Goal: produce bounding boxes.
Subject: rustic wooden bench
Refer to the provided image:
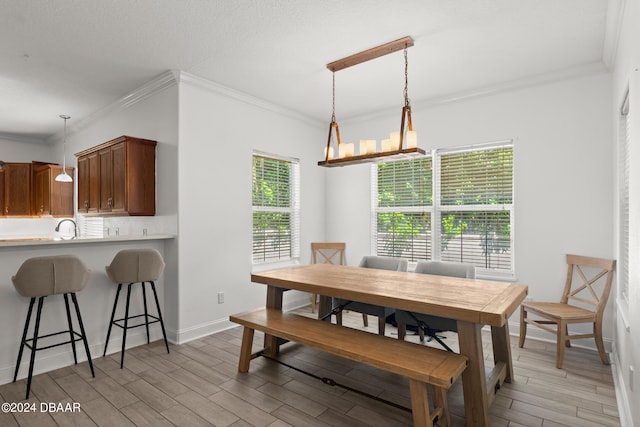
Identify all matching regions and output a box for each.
[229,308,468,427]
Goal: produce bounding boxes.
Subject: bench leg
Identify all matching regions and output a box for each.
[409,379,434,427]
[238,327,255,373]
[432,385,450,427]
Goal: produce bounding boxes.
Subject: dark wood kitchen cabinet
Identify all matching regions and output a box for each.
[75,136,156,216]
[2,162,32,216]
[33,164,74,217]
[0,167,4,216]
[77,152,99,213]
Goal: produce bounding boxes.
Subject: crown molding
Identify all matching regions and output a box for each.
[175,71,323,128]
[342,62,610,125]
[48,71,178,143]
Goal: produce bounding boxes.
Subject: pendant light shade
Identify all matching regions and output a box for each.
[55,115,73,182]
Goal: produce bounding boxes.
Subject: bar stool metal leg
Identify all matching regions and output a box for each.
[63,293,78,365]
[25,296,45,400]
[121,284,133,369]
[141,282,150,345]
[71,293,95,378]
[14,297,35,383]
[103,283,122,357]
[150,281,170,354]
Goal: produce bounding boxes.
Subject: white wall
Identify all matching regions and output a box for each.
[175,73,326,342]
[612,0,640,425]
[326,72,614,334]
[0,137,51,161]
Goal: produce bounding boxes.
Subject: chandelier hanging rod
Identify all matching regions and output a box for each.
[326,36,414,72]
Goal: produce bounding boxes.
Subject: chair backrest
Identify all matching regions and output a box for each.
[12,255,91,298]
[561,254,616,318]
[311,242,346,265]
[414,260,475,279]
[106,248,165,284]
[359,255,408,272]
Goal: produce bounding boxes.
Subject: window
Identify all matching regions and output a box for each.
[252,152,300,264]
[372,141,514,277]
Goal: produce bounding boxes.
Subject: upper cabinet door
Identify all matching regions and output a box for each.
[33,166,50,216]
[111,142,127,214]
[33,164,74,218]
[3,163,31,216]
[98,147,114,212]
[0,168,5,216]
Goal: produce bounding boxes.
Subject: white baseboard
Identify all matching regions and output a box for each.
[611,347,634,427]
[171,295,311,345]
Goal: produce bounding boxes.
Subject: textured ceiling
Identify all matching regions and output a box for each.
[0,0,613,143]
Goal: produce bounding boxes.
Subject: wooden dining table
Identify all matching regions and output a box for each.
[251,263,528,427]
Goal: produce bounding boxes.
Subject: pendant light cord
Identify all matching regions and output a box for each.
[331,71,336,122]
[404,47,410,107]
[61,115,68,169]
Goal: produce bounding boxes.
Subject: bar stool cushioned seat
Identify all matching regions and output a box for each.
[103,248,169,368]
[12,255,95,399]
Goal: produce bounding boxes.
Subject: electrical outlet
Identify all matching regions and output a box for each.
[217,292,224,304]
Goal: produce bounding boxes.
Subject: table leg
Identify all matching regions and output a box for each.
[264,286,284,357]
[457,320,490,427]
[318,295,332,321]
[491,322,514,383]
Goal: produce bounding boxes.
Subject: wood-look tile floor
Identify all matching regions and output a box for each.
[0,307,620,426]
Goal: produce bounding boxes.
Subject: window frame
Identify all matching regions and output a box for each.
[371,140,514,280]
[252,150,300,266]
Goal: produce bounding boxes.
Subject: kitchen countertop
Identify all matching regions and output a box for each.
[0,234,175,247]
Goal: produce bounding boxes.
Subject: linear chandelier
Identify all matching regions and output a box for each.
[318,36,426,167]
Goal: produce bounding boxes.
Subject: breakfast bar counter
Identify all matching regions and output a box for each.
[0,233,175,247]
[0,234,176,386]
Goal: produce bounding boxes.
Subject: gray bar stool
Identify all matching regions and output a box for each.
[12,255,95,399]
[103,248,169,368]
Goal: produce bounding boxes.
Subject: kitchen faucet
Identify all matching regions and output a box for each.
[55,218,78,238]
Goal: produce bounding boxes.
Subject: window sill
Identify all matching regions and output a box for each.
[251,259,300,273]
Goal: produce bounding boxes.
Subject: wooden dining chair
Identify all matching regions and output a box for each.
[310,242,346,313]
[519,254,616,369]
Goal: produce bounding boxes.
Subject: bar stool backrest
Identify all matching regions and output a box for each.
[106,249,165,284]
[12,255,91,298]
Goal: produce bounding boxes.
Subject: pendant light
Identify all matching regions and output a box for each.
[55,115,73,182]
[318,36,425,167]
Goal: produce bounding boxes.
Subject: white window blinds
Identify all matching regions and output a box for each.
[252,153,300,264]
[373,157,433,260]
[372,141,514,277]
[438,145,513,272]
[619,90,630,302]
